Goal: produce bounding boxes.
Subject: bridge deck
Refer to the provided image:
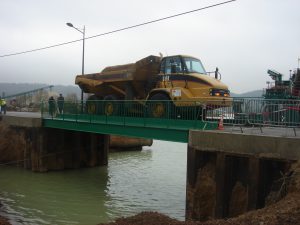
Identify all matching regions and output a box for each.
[2,112,299,141]
[1,112,41,127]
[43,114,217,142]
[0,112,216,142]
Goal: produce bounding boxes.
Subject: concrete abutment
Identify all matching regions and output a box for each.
[24,127,109,172]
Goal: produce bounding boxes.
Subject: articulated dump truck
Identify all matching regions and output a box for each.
[75,55,232,118]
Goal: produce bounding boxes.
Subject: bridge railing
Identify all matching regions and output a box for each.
[41,98,300,128]
[41,100,217,130]
[204,98,300,128]
[4,85,54,112]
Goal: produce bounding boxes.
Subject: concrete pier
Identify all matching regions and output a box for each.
[186,129,300,221]
[0,113,109,172]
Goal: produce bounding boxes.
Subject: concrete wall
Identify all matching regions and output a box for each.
[24,128,109,172]
[189,130,300,161]
[0,123,109,172]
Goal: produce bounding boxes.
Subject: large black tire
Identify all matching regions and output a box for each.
[147,93,172,118]
[104,95,119,116]
[86,95,100,114]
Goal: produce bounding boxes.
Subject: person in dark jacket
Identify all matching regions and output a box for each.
[57,94,64,114]
[48,96,56,117]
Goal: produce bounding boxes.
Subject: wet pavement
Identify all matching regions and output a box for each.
[2,111,41,118]
[222,125,300,138]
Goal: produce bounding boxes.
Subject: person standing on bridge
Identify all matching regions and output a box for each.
[48,96,56,117]
[57,94,64,114]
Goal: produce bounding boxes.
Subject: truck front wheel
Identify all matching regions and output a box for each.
[148,93,171,118]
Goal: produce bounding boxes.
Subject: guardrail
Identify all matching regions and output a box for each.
[41,98,300,128]
[42,100,210,129]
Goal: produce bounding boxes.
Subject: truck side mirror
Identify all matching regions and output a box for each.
[215,67,219,79]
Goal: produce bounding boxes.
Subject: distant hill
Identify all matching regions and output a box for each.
[231,90,263,98]
[0,83,81,98]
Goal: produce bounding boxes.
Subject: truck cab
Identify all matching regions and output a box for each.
[159,55,206,75]
[149,55,231,103]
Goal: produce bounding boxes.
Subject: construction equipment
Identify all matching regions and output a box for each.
[75,55,232,118]
[258,67,300,125]
[264,68,300,99]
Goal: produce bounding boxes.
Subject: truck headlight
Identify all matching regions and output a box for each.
[209,88,230,97]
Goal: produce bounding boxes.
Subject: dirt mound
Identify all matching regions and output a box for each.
[187,162,216,221]
[0,216,11,225]
[223,162,300,225]
[228,181,248,217]
[98,212,180,225]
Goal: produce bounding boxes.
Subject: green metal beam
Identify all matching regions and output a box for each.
[43,119,190,143]
[4,85,54,99]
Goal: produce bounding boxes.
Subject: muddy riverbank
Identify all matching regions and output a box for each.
[0,215,11,225]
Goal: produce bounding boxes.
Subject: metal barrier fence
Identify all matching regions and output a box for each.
[41,98,300,128]
[205,98,300,128]
[42,100,207,122]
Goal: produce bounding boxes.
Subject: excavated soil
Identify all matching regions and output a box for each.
[0,216,10,225]
[187,162,216,221]
[228,181,248,217]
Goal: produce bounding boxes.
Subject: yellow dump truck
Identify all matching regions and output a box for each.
[75,55,231,118]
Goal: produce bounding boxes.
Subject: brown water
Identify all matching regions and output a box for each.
[0,140,187,225]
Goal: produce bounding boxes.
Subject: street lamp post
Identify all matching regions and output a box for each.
[66,22,85,113]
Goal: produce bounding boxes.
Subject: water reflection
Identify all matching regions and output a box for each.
[105,141,187,220]
[0,140,187,225]
[0,166,110,225]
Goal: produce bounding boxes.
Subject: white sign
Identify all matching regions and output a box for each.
[172,89,181,97]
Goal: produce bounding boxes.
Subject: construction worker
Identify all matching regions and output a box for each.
[0,98,6,115]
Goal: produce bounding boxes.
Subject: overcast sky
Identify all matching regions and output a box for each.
[0,0,299,93]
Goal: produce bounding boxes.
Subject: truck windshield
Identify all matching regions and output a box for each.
[184,57,206,74]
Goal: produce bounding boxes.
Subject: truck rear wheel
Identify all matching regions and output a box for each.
[104,95,119,116]
[147,93,171,118]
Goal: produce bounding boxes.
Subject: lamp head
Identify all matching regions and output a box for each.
[66,23,73,27]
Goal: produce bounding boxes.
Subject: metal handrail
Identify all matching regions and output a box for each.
[41,98,300,129]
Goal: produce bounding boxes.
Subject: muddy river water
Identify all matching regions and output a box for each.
[0,140,187,225]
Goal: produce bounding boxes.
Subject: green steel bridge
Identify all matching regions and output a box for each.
[41,98,300,143]
[42,100,218,143]
[4,85,54,100]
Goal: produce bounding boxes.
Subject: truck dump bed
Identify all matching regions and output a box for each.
[75,55,161,98]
